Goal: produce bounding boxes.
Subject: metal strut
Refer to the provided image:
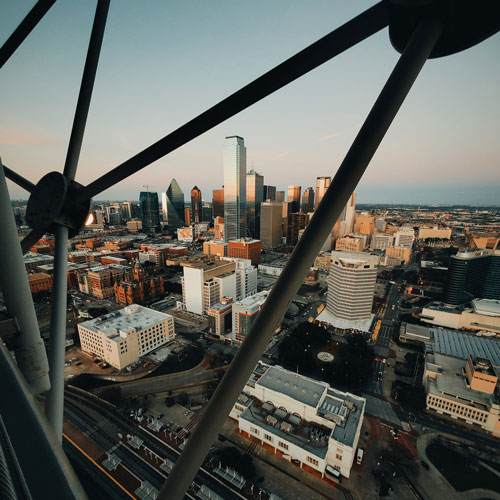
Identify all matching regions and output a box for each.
[159,17,443,500]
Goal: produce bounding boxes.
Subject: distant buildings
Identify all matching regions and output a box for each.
[227,238,262,266]
[301,187,315,213]
[315,176,331,210]
[162,179,185,230]
[140,191,161,234]
[246,170,264,239]
[190,186,202,224]
[394,227,414,247]
[114,261,165,305]
[78,305,175,370]
[260,201,283,249]
[230,362,366,479]
[203,240,227,258]
[212,188,224,218]
[443,249,500,305]
[287,185,301,213]
[286,212,306,246]
[78,264,132,299]
[28,273,53,294]
[224,136,247,242]
[276,190,285,203]
[263,185,276,201]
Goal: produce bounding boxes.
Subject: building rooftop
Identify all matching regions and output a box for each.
[472,299,500,317]
[79,305,172,342]
[257,365,326,408]
[233,290,269,308]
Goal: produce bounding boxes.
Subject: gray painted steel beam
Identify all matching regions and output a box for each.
[159,17,443,499]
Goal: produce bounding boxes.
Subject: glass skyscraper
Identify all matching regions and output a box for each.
[246,169,264,239]
[140,191,161,234]
[224,136,246,242]
[212,188,224,218]
[162,178,185,230]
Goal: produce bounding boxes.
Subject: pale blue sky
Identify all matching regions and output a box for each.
[1,1,499,204]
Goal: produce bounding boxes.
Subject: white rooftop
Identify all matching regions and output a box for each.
[472,299,500,317]
[316,309,374,333]
[79,305,171,341]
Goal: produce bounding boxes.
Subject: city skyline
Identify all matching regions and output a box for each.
[2,1,499,205]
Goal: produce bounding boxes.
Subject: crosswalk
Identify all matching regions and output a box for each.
[177,414,201,439]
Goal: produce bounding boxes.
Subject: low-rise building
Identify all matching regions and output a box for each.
[228,238,262,266]
[207,297,233,338]
[230,363,365,479]
[77,305,175,370]
[203,240,227,258]
[385,246,412,264]
[232,291,269,345]
[28,273,53,293]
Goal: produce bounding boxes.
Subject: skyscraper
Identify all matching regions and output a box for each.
[224,136,246,242]
[276,191,285,203]
[286,212,306,246]
[162,178,185,230]
[260,202,283,249]
[287,186,301,213]
[212,188,224,218]
[315,176,331,210]
[301,187,315,213]
[246,170,264,239]
[191,186,202,224]
[140,191,161,234]
[263,185,276,201]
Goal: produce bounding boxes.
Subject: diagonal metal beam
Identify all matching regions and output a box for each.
[46,0,109,439]
[0,0,56,69]
[20,227,46,255]
[159,17,443,500]
[63,0,110,180]
[76,1,389,202]
[3,165,35,193]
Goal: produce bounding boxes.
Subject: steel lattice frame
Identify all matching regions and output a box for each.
[1,1,499,499]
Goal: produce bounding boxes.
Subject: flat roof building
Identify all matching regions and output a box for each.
[78,305,175,370]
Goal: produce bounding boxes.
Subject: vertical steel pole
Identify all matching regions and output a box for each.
[159,18,442,499]
[0,160,50,395]
[45,225,69,440]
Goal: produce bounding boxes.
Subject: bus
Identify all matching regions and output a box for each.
[325,465,341,482]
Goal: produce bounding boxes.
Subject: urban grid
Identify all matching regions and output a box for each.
[1,2,500,500]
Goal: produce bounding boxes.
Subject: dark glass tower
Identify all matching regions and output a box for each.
[301,187,315,213]
[212,188,224,218]
[443,249,500,304]
[263,185,276,201]
[246,170,264,239]
[191,186,202,224]
[140,191,161,234]
[287,185,301,213]
[163,178,185,230]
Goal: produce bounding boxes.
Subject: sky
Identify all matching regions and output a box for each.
[1,1,499,205]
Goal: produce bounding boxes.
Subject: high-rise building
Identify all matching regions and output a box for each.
[140,191,161,234]
[287,185,301,213]
[286,212,307,246]
[321,251,378,331]
[301,187,315,213]
[214,216,224,240]
[246,170,264,239]
[263,185,276,201]
[224,136,247,242]
[162,178,185,230]
[191,186,202,224]
[120,201,132,221]
[276,191,285,203]
[353,212,375,237]
[443,249,500,305]
[315,176,331,210]
[232,291,269,345]
[228,238,262,266]
[212,188,224,218]
[201,204,212,222]
[184,208,191,226]
[260,201,283,249]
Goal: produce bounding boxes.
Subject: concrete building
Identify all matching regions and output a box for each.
[286,212,307,246]
[301,187,315,214]
[78,305,175,370]
[28,273,53,293]
[203,240,228,258]
[424,353,500,437]
[370,233,394,250]
[276,191,285,203]
[214,216,224,240]
[224,136,246,242]
[420,299,500,334]
[385,245,412,264]
[232,291,269,345]
[335,235,364,253]
[418,226,452,240]
[207,297,233,338]
[228,238,261,266]
[260,201,283,249]
[230,362,365,479]
[394,227,414,247]
[287,185,301,213]
[79,264,132,299]
[318,251,378,332]
[353,212,375,237]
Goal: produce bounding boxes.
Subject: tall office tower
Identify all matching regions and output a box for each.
[354,212,375,237]
[260,202,283,249]
[162,178,185,230]
[120,201,132,221]
[212,188,224,218]
[224,136,246,242]
[191,186,202,224]
[263,185,276,201]
[139,191,161,234]
[315,176,331,210]
[130,202,142,219]
[326,251,378,325]
[246,170,264,239]
[287,186,301,213]
[286,212,307,246]
[443,249,500,305]
[106,205,121,226]
[301,187,315,213]
[201,204,212,222]
[276,191,285,203]
[184,208,191,226]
